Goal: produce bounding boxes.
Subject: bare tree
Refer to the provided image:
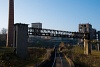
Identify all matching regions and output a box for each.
[1,28,7,34]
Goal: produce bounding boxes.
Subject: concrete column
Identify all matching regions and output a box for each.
[91,44,92,51]
[14,23,28,59]
[97,44,100,51]
[84,39,91,55]
[84,33,91,55]
[13,26,16,47]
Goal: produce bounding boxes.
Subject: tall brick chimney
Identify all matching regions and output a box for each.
[6,0,14,47]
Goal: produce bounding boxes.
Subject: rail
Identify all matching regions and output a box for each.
[52,47,56,67]
[52,48,63,67]
[58,51,63,67]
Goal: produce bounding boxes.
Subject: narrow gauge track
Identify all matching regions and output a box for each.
[38,46,70,67]
[52,47,70,67]
[52,47,62,67]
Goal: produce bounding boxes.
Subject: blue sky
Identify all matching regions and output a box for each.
[0,0,100,31]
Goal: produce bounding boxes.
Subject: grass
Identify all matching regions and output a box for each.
[91,50,100,57]
[0,47,47,67]
[63,45,100,67]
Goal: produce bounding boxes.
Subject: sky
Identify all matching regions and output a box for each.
[0,0,100,32]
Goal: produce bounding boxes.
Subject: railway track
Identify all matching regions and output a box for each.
[52,47,70,67]
[38,46,70,67]
[52,47,62,67]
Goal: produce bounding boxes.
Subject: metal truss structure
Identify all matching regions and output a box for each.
[28,27,89,39]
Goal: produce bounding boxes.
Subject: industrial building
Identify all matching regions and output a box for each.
[31,22,42,29]
[79,23,96,39]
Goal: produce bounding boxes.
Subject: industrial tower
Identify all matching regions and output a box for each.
[6,0,14,47]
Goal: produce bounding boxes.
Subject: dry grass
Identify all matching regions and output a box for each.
[0,47,47,67]
[91,50,100,57]
[63,46,100,67]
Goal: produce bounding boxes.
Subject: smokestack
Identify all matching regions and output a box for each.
[6,0,14,47]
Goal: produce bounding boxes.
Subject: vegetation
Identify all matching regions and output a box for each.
[63,45,100,67]
[0,47,47,67]
[0,34,6,46]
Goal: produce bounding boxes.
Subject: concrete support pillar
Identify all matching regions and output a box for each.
[84,39,91,55]
[84,33,91,55]
[97,44,100,51]
[91,44,93,51]
[14,23,28,59]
